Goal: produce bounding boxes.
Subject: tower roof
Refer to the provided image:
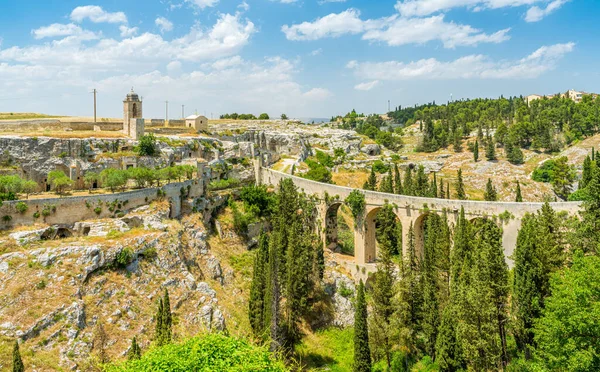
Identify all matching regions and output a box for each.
[125,87,140,101]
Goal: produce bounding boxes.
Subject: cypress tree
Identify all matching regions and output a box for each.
[249,233,269,339]
[515,180,523,202]
[446,182,450,199]
[439,179,445,199]
[456,169,466,200]
[415,165,429,197]
[404,166,414,196]
[93,320,109,364]
[370,203,397,369]
[13,340,24,372]
[580,155,592,189]
[429,172,438,198]
[379,170,394,193]
[483,178,497,201]
[128,337,141,360]
[473,140,479,162]
[364,168,377,191]
[593,147,596,161]
[155,298,164,345]
[394,164,403,195]
[354,280,371,372]
[485,135,496,161]
[162,289,172,344]
[573,165,600,254]
[435,306,461,372]
[513,215,544,358]
[420,215,440,357]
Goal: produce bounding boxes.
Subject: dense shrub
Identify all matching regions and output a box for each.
[208,178,241,191]
[372,160,389,174]
[116,247,134,267]
[136,134,158,157]
[532,160,558,182]
[105,333,289,372]
[240,185,276,217]
[15,202,28,213]
[303,159,333,183]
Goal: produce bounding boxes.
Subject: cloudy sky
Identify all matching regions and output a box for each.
[0,0,596,119]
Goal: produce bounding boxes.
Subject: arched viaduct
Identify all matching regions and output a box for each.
[255,162,582,269]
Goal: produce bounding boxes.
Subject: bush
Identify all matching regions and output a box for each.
[240,185,275,217]
[303,159,333,183]
[15,202,28,213]
[94,206,102,215]
[345,189,366,220]
[33,211,40,219]
[136,134,158,156]
[315,150,334,168]
[372,160,389,174]
[105,333,289,372]
[208,178,241,191]
[532,159,557,183]
[568,188,591,201]
[116,247,134,267]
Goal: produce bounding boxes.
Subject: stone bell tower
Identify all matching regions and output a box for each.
[123,88,144,139]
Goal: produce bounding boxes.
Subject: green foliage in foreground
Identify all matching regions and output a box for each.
[295,328,354,372]
[105,333,289,372]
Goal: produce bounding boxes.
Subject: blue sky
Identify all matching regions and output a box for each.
[0,0,597,119]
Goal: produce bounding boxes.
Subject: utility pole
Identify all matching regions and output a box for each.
[387,99,390,113]
[182,104,185,119]
[165,101,169,121]
[91,89,97,122]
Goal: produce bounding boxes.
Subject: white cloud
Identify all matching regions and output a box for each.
[32,23,84,39]
[303,88,333,100]
[166,60,182,74]
[282,10,509,48]
[238,1,250,11]
[0,13,255,69]
[354,80,379,91]
[525,0,570,22]
[394,0,544,17]
[185,0,220,9]
[155,17,174,33]
[347,42,574,80]
[310,48,323,56]
[70,5,127,24]
[282,9,390,41]
[211,55,243,69]
[363,15,510,48]
[119,25,139,38]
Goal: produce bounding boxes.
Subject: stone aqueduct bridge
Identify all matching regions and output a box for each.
[256,165,581,267]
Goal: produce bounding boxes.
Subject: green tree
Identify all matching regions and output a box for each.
[249,234,269,339]
[414,165,429,197]
[534,252,600,372]
[483,178,498,201]
[128,337,142,360]
[473,140,479,162]
[127,167,153,188]
[485,136,496,161]
[47,170,73,195]
[370,203,398,369]
[580,155,593,189]
[258,113,270,120]
[455,169,466,200]
[551,156,574,199]
[404,166,414,196]
[354,280,371,372]
[13,340,24,372]
[137,134,158,156]
[155,289,172,346]
[572,165,600,254]
[21,179,37,199]
[364,168,377,191]
[100,168,128,192]
[394,164,403,195]
[515,180,523,202]
[379,168,394,193]
[84,171,99,192]
[280,114,288,120]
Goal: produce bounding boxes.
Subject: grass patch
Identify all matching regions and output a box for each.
[295,327,354,372]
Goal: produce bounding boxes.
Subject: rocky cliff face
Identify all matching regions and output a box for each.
[0,198,356,370]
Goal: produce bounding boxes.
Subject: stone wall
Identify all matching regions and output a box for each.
[0,120,123,132]
[0,179,203,228]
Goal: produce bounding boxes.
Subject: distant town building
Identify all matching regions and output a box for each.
[185,115,208,132]
[123,88,144,139]
[526,89,598,106]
